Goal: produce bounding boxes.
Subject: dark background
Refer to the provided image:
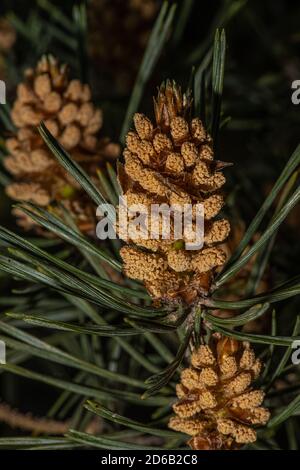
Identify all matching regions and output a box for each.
[0,0,299,447]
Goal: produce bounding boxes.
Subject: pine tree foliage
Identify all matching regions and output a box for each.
[0,0,299,451]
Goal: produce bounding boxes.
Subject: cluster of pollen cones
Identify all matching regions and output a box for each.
[0,18,16,80]
[119,81,230,304]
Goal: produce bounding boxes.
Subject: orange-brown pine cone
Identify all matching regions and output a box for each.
[168,334,270,450]
[88,0,160,93]
[0,18,16,52]
[119,81,230,304]
[214,221,271,333]
[4,55,120,232]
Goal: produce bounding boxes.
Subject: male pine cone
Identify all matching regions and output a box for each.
[0,18,16,81]
[4,55,119,232]
[119,81,230,304]
[88,0,160,93]
[169,334,270,450]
